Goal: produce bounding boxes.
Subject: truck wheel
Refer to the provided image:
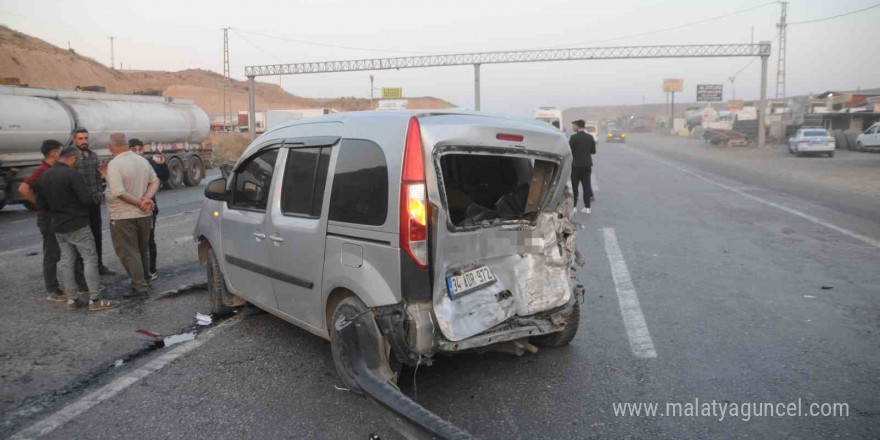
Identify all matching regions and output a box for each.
[531,301,580,348]
[183,156,204,187]
[207,248,235,317]
[166,157,185,189]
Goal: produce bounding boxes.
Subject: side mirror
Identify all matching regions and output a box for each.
[205,178,228,201]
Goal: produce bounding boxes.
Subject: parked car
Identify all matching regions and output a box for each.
[193,111,583,430]
[606,129,626,143]
[788,128,836,157]
[855,122,880,151]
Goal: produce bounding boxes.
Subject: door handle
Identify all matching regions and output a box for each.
[269,235,284,243]
[253,232,267,240]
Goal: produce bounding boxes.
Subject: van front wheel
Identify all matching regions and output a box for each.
[532,301,580,348]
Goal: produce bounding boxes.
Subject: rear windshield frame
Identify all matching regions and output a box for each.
[803,130,829,137]
[432,145,564,233]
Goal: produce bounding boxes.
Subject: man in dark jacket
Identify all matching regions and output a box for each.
[35,146,117,311]
[129,139,170,280]
[569,120,596,214]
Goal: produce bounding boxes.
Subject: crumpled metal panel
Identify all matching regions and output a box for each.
[433,187,580,342]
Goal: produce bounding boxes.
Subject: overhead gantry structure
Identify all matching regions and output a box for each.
[245,42,773,147]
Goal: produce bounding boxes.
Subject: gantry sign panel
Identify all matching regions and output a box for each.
[245,43,771,77]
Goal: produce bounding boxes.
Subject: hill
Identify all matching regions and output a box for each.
[0,25,455,116]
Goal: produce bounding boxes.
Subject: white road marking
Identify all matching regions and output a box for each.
[173,235,193,243]
[591,173,599,193]
[9,313,246,440]
[602,227,657,359]
[635,151,880,250]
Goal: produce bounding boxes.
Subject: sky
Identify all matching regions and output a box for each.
[2,0,879,116]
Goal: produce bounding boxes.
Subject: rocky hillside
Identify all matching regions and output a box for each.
[0,25,455,115]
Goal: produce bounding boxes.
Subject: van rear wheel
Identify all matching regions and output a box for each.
[531,301,580,348]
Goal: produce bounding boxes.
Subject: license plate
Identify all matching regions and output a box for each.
[447,266,497,298]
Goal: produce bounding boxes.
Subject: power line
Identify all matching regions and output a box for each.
[542,1,777,49]
[790,2,880,25]
[231,29,286,63]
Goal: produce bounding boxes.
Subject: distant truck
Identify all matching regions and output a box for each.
[0,85,212,210]
[533,107,564,131]
[239,108,337,133]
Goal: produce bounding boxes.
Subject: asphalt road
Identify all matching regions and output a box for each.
[3,137,879,440]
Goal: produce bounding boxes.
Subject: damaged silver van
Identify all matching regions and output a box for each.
[194,111,582,436]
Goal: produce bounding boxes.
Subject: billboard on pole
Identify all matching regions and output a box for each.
[381,87,403,99]
[696,84,723,102]
[662,78,683,92]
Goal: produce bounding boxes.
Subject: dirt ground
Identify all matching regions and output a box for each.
[203,132,252,163]
[631,133,880,197]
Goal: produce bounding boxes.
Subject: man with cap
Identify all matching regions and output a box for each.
[569,119,596,214]
[128,139,169,280]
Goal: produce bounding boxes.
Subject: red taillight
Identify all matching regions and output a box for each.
[496,133,524,142]
[400,116,428,269]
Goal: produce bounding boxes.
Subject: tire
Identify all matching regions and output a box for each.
[330,296,370,394]
[856,141,863,152]
[828,151,835,158]
[846,131,858,150]
[531,301,580,348]
[183,155,204,187]
[166,156,185,189]
[833,129,849,150]
[206,248,235,317]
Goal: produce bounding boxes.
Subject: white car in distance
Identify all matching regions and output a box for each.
[788,128,836,158]
[855,122,880,151]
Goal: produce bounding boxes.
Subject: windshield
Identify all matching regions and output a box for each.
[585,125,598,132]
[804,130,829,137]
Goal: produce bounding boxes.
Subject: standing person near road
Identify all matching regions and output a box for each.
[106,133,159,296]
[128,139,169,280]
[34,146,117,311]
[18,140,89,302]
[70,128,116,276]
[569,120,597,214]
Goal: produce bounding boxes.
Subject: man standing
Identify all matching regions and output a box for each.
[128,139,169,280]
[35,146,117,311]
[71,128,116,276]
[18,140,88,302]
[569,120,597,214]
[106,133,159,296]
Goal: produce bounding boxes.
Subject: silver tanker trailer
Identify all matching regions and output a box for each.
[0,85,212,210]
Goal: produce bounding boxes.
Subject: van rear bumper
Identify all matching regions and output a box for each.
[435,299,575,353]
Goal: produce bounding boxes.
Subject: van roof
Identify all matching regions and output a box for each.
[263,110,559,137]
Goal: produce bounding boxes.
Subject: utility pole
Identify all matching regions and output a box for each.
[775,1,788,99]
[370,74,374,109]
[222,28,231,132]
[108,36,115,69]
[474,64,481,111]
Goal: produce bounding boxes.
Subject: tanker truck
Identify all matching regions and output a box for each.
[0,85,212,210]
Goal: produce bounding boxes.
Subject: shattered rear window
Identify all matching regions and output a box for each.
[439,153,558,228]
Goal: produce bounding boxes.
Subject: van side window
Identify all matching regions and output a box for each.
[231,149,279,212]
[329,139,388,226]
[280,147,331,217]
